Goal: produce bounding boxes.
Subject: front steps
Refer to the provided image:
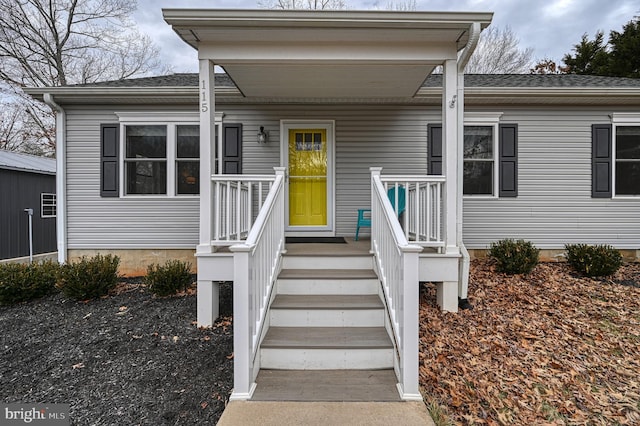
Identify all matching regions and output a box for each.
[260,250,395,372]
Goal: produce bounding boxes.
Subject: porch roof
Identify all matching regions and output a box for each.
[162,9,492,100]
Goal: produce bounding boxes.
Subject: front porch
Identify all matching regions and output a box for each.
[195,168,462,401]
[162,7,492,404]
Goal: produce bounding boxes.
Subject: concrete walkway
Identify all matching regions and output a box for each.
[216,401,436,426]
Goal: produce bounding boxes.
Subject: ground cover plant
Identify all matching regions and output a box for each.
[145,260,194,297]
[0,260,59,305]
[420,259,640,425]
[57,254,120,300]
[0,280,233,425]
[489,239,539,275]
[565,243,623,277]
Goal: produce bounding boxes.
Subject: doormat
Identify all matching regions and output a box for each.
[286,237,346,244]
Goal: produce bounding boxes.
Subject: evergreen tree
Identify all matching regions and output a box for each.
[608,19,640,78]
[562,17,640,78]
[562,32,610,75]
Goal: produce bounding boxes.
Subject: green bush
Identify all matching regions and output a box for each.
[489,239,540,274]
[0,260,60,305]
[57,254,120,300]
[145,260,193,297]
[565,244,622,277]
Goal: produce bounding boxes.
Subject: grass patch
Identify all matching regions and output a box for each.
[423,395,454,426]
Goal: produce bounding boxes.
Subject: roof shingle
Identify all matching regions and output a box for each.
[67,73,640,89]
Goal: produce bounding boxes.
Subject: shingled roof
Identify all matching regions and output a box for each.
[66,73,640,89]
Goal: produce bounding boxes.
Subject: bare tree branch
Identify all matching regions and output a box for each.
[0,0,165,155]
[465,26,534,74]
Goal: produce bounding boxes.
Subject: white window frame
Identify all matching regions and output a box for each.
[463,112,503,199]
[41,193,56,218]
[611,113,640,198]
[115,112,223,198]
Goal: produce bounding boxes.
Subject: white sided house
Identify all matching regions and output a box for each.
[26,9,640,401]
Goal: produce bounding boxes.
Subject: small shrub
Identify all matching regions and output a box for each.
[57,254,120,300]
[145,260,193,297]
[0,260,60,305]
[565,244,622,277]
[489,239,539,274]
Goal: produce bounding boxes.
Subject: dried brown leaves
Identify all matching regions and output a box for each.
[420,260,640,425]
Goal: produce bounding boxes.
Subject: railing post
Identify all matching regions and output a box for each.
[400,245,422,400]
[370,167,382,252]
[273,167,287,252]
[229,244,256,400]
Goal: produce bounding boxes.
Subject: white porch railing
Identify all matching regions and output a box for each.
[211,175,277,244]
[380,175,445,248]
[230,168,286,400]
[370,167,422,400]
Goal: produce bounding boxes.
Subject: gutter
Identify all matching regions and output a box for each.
[456,22,481,307]
[43,94,67,264]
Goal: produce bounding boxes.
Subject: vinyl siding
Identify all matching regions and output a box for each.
[220,104,436,237]
[463,106,640,249]
[65,105,199,249]
[64,103,640,250]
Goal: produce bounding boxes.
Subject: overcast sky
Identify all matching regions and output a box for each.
[135,0,638,73]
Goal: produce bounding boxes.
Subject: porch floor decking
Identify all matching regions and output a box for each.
[252,369,401,402]
[284,237,371,256]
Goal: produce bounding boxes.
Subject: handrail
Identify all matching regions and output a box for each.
[229,168,286,400]
[371,167,422,400]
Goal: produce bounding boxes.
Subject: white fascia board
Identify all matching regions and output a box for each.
[23,86,238,103]
[162,9,493,29]
[610,113,640,123]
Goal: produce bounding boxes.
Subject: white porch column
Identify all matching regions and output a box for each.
[196,59,219,328]
[198,59,215,254]
[442,59,460,255]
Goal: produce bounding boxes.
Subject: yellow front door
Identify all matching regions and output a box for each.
[288,129,327,226]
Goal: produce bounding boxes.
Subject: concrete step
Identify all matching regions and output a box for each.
[277,269,380,295]
[260,327,394,370]
[282,254,373,270]
[269,294,385,327]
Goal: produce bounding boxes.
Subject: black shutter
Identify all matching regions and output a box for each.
[592,124,612,198]
[100,124,119,197]
[222,123,242,174]
[499,123,518,197]
[427,124,442,175]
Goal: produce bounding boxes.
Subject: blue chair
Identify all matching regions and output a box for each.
[387,186,406,217]
[355,208,371,241]
[355,186,406,240]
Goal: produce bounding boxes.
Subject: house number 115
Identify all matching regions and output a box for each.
[201,79,208,112]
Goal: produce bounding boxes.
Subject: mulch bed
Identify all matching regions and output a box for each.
[420,260,640,425]
[0,281,234,425]
[4,262,640,425]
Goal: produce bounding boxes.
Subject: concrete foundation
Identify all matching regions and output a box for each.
[67,249,197,276]
[468,248,640,263]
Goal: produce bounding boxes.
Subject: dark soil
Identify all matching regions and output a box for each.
[0,281,234,425]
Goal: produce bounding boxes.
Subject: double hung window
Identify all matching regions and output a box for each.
[463,126,495,196]
[615,126,640,196]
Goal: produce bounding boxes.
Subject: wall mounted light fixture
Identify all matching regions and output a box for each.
[257,126,269,144]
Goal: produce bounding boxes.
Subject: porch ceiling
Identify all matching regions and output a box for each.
[163,9,493,100]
